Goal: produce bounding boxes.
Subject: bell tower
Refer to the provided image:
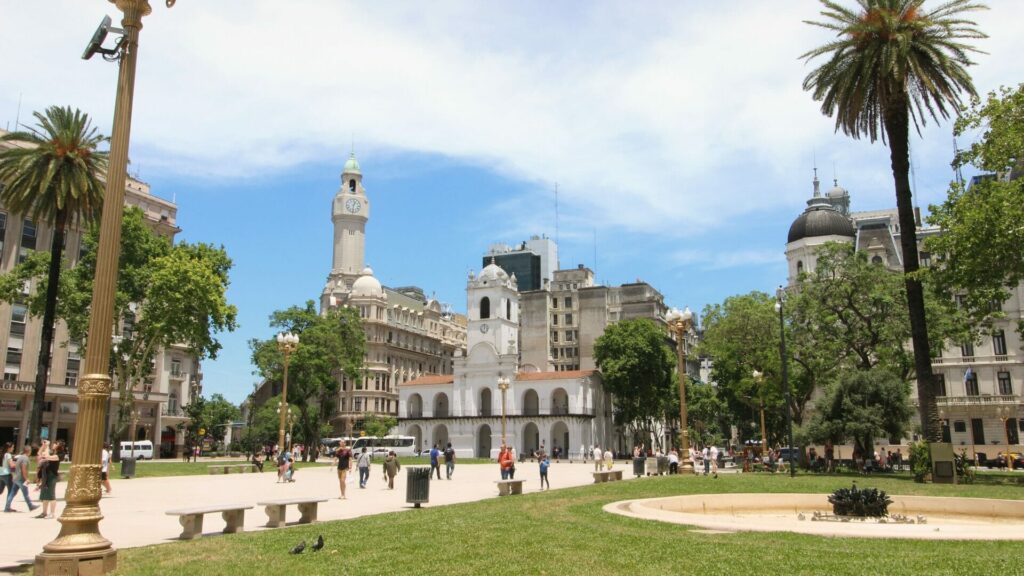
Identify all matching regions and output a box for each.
[329,153,370,292]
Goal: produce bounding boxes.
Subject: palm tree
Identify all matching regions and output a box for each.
[0,106,107,447]
[801,0,986,442]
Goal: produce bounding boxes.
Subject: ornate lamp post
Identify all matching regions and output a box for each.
[751,370,769,462]
[666,306,694,473]
[995,402,1019,471]
[775,286,796,477]
[498,376,510,446]
[36,3,177,573]
[276,332,299,454]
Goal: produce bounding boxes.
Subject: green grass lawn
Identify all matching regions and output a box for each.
[101,472,1024,576]
[121,459,331,479]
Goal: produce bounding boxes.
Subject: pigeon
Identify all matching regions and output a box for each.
[311,535,324,552]
[290,540,306,555]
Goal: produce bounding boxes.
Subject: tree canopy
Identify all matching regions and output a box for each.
[926,84,1024,334]
[593,318,675,445]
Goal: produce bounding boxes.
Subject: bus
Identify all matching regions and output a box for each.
[347,435,418,457]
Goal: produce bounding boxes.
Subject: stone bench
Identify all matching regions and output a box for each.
[256,497,328,528]
[591,470,623,483]
[165,504,253,540]
[207,464,258,475]
[495,479,525,496]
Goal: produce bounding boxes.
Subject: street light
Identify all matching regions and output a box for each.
[498,376,510,446]
[277,405,295,452]
[666,306,694,474]
[995,402,1020,471]
[38,3,178,572]
[276,332,299,455]
[751,370,769,463]
[775,286,795,478]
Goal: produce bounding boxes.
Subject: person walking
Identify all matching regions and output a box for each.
[34,440,50,490]
[357,447,372,488]
[444,442,456,480]
[5,446,38,513]
[701,446,711,476]
[539,454,550,490]
[709,444,720,478]
[429,444,442,480]
[498,445,515,480]
[0,442,13,500]
[383,450,401,489]
[100,443,112,495]
[334,441,352,499]
[37,441,62,519]
[592,445,603,472]
[603,447,613,471]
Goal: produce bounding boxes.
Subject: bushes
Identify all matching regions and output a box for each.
[828,483,892,517]
[909,441,931,483]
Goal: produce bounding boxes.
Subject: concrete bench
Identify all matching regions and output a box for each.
[207,464,258,475]
[591,470,623,483]
[495,479,525,496]
[165,504,253,540]
[256,497,328,528]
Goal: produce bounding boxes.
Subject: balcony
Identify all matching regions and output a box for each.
[161,406,185,418]
[935,395,1021,407]
[402,407,595,420]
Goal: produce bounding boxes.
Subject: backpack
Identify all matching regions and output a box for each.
[540,458,549,473]
[444,448,455,462]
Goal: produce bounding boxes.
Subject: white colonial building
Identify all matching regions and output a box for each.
[398,261,613,458]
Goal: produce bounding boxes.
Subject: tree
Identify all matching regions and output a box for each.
[804,368,914,458]
[593,318,675,447]
[250,301,364,460]
[926,84,1024,333]
[240,393,282,456]
[0,207,238,444]
[200,393,241,446]
[0,106,107,446]
[362,414,397,438]
[802,0,987,441]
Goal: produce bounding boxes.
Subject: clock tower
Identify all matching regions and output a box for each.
[328,153,370,293]
[466,260,520,357]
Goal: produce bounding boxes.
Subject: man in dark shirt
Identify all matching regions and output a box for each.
[444,442,456,480]
[335,442,353,499]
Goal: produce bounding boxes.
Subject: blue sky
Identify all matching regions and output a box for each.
[2,1,1022,404]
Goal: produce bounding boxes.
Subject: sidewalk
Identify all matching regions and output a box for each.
[0,459,632,571]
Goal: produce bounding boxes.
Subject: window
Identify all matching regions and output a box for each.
[506,299,511,320]
[565,330,573,342]
[955,294,967,309]
[998,372,1012,395]
[796,260,804,275]
[170,359,182,377]
[933,374,946,397]
[970,418,986,445]
[551,296,557,308]
[552,331,559,342]
[552,314,558,326]
[871,255,883,265]
[919,251,931,267]
[19,219,36,263]
[349,179,356,192]
[965,372,979,396]
[961,342,974,359]
[565,313,573,325]
[480,297,490,319]
[993,331,1007,356]
[564,297,572,308]
[953,420,967,433]
[0,212,6,265]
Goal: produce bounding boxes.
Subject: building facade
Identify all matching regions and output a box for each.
[0,129,201,456]
[398,261,613,458]
[785,170,1023,455]
[319,154,466,435]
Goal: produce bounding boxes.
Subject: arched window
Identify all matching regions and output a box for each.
[796,261,804,275]
[349,178,356,192]
[506,299,512,320]
[871,255,883,265]
[480,297,491,319]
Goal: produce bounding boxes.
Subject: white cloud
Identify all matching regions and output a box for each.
[1,0,1021,238]
[672,248,782,271]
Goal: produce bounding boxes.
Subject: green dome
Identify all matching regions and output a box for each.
[343,153,361,175]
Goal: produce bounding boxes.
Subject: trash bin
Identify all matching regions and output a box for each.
[406,466,431,508]
[120,456,136,479]
[645,457,658,476]
[632,457,645,477]
[657,456,669,475]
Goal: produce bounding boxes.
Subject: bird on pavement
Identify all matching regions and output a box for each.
[312,535,324,552]
[290,541,306,555]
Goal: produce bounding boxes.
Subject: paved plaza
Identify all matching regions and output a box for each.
[0,459,624,571]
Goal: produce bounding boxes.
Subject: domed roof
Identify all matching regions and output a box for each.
[827,179,848,198]
[787,205,855,243]
[351,266,383,297]
[343,153,361,175]
[479,260,509,282]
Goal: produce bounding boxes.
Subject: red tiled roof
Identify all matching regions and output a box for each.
[403,374,454,386]
[515,369,598,381]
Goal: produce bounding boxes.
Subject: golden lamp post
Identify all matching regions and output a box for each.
[666,306,694,473]
[276,332,299,454]
[36,2,176,573]
[498,376,510,446]
[995,402,1019,471]
[752,370,770,462]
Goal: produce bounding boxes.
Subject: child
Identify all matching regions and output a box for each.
[539,454,550,490]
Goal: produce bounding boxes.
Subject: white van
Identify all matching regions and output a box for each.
[119,440,154,460]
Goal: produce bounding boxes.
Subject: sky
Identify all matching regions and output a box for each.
[1,1,1022,405]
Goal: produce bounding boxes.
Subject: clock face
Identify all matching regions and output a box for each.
[479,323,489,334]
[345,198,362,214]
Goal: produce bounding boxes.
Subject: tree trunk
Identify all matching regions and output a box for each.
[884,101,941,443]
[27,210,67,447]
